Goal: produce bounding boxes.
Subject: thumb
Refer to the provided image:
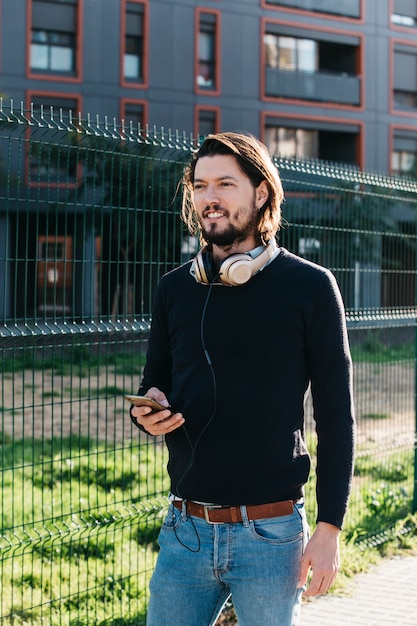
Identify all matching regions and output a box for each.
[147,387,170,406]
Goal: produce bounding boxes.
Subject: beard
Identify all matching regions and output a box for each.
[201,210,259,247]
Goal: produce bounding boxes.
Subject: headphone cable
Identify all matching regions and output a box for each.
[173,277,219,552]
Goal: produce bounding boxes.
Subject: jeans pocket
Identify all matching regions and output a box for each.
[161,504,182,531]
[249,511,304,544]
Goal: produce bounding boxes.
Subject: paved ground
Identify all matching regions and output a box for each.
[300,554,417,626]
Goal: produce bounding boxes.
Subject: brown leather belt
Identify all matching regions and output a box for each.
[173,499,296,524]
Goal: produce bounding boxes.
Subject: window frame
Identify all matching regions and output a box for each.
[195,8,221,96]
[120,98,149,136]
[390,0,417,31]
[390,124,417,176]
[120,0,149,89]
[391,38,417,117]
[195,105,221,139]
[261,111,364,168]
[261,17,364,111]
[27,0,83,83]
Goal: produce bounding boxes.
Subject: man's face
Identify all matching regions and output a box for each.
[192,154,267,248]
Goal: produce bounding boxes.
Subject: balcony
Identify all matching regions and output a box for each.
[265,67,361,105]
[264,0,360,18]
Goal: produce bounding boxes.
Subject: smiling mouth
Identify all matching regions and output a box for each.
[203,206,228,219]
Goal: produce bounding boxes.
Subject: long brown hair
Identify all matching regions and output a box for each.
[181,132,284,245]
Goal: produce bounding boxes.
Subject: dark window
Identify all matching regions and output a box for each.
[123,103,145,131]
[30,0,77,74]
[124,2,144,82]
[197,109,217,138]
[198,13,217,90]
[319,41,357,74]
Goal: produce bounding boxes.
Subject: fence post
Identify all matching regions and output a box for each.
[414,396,417,512]
[0,213,11,320]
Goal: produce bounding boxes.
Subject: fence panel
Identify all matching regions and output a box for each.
[0,104,416,624]
[276,158,417,544]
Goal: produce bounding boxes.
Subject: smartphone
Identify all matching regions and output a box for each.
[125,395,170,413]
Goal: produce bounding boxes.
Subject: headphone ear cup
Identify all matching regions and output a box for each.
[219,254,254,286]
[193,248,217,284]
[219,239,278,286]
[193,239,278,286]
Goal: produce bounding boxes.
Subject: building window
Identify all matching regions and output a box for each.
[196,108,219,139]
[197,12,218,90]
[263,0,360,18]
[265,127,318,159]
[265,122,359,164]
[30,0,78,75]
[392,150,416,174]
[392,133,417,176]
[123,2,144,82]
[122,102,146,132]
[263,25,360,105]
[264,35,317,72]
[394,90,417,109]
[264,32,357,75]
[393,47,417,111]
[28,96,80,185]
[391,0,417,26]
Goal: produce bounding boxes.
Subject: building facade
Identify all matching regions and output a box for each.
[1,0,417,175]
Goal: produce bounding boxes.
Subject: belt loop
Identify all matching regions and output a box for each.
[240,505,249,527]
[181,499,188,521]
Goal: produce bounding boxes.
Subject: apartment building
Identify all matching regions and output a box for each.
[1,0,417,174]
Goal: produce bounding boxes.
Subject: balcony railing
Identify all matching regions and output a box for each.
[265,67,361,105]
[264,0,360,18]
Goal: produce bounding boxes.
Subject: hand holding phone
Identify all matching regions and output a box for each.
[125,394,170,414]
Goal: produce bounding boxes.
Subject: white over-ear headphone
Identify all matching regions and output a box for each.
[192,238,278,286]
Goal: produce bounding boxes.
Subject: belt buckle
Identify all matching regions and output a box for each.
[203,504,224,524]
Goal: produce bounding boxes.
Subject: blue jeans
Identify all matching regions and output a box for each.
[146,501,309,626]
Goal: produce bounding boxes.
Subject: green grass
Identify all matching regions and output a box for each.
[1,435,416,622]
[1,346,146,378]
[1,336,417,621]
[350,340,415,363]
[0,434,169,625]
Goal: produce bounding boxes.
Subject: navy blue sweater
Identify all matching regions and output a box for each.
[136,248,355,529]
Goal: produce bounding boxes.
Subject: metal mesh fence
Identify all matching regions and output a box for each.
[0,102,416,624]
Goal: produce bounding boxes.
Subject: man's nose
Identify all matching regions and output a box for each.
[205,185,219,205]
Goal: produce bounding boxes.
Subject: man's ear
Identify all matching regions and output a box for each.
[255,180,269,209]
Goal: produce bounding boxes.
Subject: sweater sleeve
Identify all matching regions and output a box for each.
[130,283,173,434]
[305,270,356,529]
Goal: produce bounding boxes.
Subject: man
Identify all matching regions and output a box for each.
[131,132,355,626]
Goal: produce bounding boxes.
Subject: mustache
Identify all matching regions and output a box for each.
[202,205,229,217]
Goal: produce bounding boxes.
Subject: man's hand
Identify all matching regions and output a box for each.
[131,387,185,435]
[297,521,340,597]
